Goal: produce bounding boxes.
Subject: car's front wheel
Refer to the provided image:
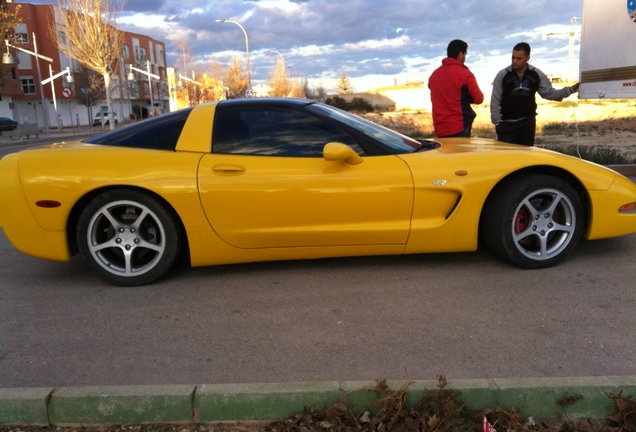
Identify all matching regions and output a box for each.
[77,190,182,286]
[482,174,585,269]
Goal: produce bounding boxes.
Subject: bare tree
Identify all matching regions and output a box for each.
[172,38,204,107]
[307,83,327,102]
[223,56,247,98]
[0,1,22,91]
[73,64,104,121]
[268,57,289,97]
[288,76,309,99]
[173,38,195,76]
[0,1,21,40]
[196,62,225,103]
[52,0,124,129]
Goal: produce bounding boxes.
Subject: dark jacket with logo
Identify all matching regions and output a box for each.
[490,64,575,124]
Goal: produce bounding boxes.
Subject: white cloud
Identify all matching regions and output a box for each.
[19,0,583,92]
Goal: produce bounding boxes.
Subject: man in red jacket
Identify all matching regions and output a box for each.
[428,39,484,137]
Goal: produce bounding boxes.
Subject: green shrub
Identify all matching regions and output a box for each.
[324,95,350,111]
[349,97,374,113]
[325,96,374,113]
[541,123,575,135]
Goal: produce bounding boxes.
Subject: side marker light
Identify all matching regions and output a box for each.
[618,202,636,213]
[36,200,61,208]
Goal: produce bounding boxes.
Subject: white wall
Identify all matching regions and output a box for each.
[5,97,133,128]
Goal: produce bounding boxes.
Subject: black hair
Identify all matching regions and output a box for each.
[513,42,531,55]
[447,39,468,59]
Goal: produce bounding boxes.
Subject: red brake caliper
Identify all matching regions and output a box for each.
[514,209,528,235]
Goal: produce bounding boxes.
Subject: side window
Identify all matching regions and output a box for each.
[85,108,191,150]
[213,106,364,156]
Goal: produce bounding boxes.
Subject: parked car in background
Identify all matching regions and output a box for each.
[0,117,18,132]
[92,112,118,126]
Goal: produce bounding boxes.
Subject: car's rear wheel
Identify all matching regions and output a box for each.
[77,190,182,286]
[482,174,585,269]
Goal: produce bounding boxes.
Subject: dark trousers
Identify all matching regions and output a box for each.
[439,126,472,138]
[495,118,536,146]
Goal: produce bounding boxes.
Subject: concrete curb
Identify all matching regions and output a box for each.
[1,377,635,426]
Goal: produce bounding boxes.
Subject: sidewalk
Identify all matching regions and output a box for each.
[1,376,635,426]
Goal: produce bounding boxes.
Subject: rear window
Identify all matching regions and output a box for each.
[85,108,192,151]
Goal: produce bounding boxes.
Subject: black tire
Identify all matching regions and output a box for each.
[77,189,182,286]
[482,174,585,269]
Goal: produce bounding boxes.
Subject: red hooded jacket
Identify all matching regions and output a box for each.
[428,58,484,137]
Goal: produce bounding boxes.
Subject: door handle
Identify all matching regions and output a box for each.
[212,164,246,176]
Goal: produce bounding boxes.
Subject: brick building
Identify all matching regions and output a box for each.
[0,1,168,128]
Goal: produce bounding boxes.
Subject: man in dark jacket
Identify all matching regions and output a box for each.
[490,42,579,145]
[428,39,484,138]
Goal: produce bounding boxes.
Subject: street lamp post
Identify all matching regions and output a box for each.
[216,19,252,95]
[42,65,74,130]
[268,50,285,69]
[2,32,53,134]
[128,59,160,117]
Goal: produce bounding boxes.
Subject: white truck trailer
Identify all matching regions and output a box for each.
[579,0,636,99]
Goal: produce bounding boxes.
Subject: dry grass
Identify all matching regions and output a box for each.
[364,100,636,161]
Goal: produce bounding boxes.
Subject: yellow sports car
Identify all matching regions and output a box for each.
[1,98,636,286]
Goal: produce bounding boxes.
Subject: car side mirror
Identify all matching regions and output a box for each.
[323,142,363,165]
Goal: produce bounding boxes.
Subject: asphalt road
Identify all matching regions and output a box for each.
[1,228,635,388]
[0,126,100,158]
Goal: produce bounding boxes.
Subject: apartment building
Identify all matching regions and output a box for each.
[0,1,168,128]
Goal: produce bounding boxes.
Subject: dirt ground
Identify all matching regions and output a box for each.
[365,100,636,160]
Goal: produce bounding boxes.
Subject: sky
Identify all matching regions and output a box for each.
[20,0,584,93]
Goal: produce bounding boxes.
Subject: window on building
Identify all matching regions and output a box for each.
[14,32,28,44]
[139,48,147,62]
[20,77,36,94]
[57,30,67,46]
[10,68,16,80]
[148,42,154,64]
[14,23,28,44]
[123,45,130,60]
[156,46,164,66]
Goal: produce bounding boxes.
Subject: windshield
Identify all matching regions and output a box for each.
[307,103,425,153]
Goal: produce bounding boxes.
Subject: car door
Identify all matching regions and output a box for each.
[197,104,414,249]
